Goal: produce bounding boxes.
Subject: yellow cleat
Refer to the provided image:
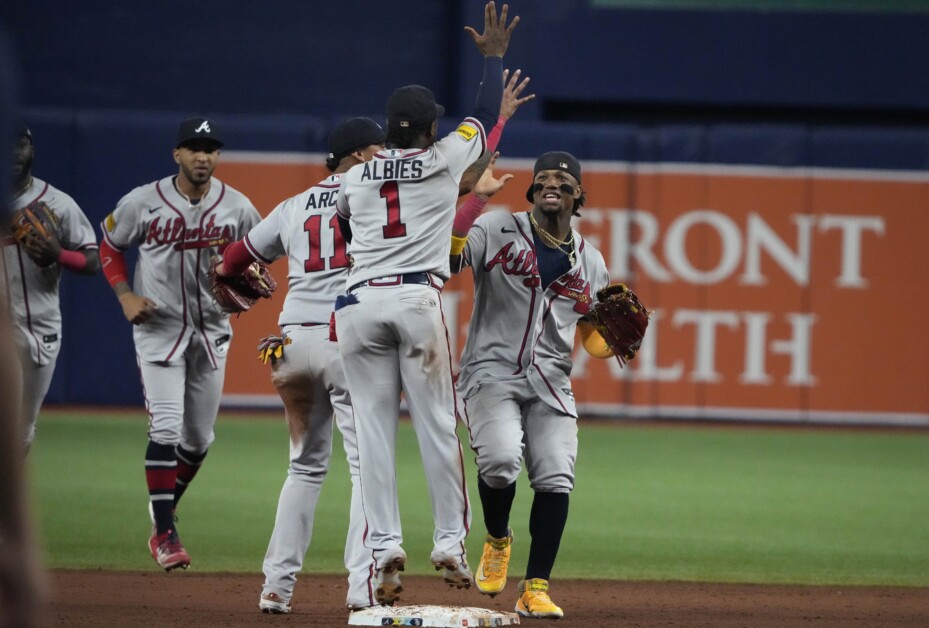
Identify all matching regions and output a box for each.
[475,531,512,597]
[515,578,564,619]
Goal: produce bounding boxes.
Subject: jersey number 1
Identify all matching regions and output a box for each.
[379,181,407,239]
[304,214,350,272]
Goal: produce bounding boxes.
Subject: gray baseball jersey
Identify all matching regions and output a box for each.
[4,177,98,365]
[458,210,611,418]
[246,172,374,607]
[333,119,486,572]
[335,118,486,284]
[101,176,260,366]
[245,173,348,325]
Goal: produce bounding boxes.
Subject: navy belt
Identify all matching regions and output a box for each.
[349,272,442,292]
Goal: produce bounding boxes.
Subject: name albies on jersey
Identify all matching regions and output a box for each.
[336,119,486,286]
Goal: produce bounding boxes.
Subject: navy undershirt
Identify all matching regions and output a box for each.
[533,230,572,289]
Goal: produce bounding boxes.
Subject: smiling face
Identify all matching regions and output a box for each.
[532,168,582,217]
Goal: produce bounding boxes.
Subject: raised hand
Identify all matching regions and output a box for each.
[501,69,535,119]
[474,152,514,198]
[464,1,519,59]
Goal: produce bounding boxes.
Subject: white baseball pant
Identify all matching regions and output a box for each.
[260,324,372,609]
[335,281,470,568]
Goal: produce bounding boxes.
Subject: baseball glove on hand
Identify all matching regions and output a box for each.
[10,201,62,266]
[587,283,650,366]
[208,258,278,314]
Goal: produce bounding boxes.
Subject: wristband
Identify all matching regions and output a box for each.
[453,194,488,236]
[56,248,88,272]
[99,239,128,286]
[450,235,468,257]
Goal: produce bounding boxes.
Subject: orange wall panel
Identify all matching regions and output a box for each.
[217,156,929,423]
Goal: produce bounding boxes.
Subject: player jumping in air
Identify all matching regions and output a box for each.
[333,0,518,606]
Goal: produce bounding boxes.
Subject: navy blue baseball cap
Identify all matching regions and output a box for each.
[386,85,445,129]
[328,117,386,161]
[176,117,224,148]
[18,122,31,141]
[526,151,583,202]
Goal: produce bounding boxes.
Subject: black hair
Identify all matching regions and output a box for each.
[325,155,340,173]
[572,188,586,217]
[386,121,432,149]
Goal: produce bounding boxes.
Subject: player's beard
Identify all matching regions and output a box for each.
[12,152,33,189]
[180,161,214,186]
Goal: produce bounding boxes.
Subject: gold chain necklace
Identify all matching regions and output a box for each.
[12,176,32,199]
[528,211,576,265]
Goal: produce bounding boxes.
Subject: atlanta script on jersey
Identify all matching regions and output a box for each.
[101,176,260,366]
[458,210,611,417]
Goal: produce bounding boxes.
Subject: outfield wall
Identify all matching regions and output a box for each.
[217,155,929,425]
[22,110,929,425]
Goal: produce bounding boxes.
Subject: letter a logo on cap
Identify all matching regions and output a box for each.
[195,121,211,133]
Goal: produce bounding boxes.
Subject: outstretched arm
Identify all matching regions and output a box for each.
[450,152,514,273]
[464,2,520,132]
[459,68,534,194]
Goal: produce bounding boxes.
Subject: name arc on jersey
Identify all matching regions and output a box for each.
[305,190,338,209]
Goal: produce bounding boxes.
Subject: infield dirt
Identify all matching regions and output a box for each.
[45,570,928,627]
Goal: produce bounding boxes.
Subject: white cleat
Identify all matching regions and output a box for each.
[431,551,473,590]
[375,549,407,606]
[259,592,291,614]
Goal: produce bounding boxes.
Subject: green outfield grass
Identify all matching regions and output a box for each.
[28,410,929,586]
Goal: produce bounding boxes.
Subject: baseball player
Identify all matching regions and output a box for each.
[98,117,261,572]
[333,1,518,605]
[3,123,101,451]
[450,152,613,619]
[213,117,387,613]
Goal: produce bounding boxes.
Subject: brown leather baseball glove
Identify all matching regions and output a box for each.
[208,258,278,313]
[9,201,63,266]
[586,283,649,366]
[10,201,61,243]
